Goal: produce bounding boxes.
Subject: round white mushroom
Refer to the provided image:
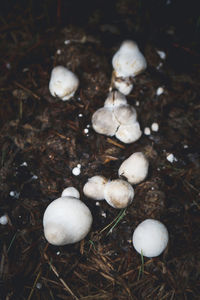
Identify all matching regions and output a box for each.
[49,66,79,101]
[43,196,92,246]
[61,187,80,199]
[104,91,127,108]
[92,107,119,136]
[115,122,142,144]
[118,152,149,184]
[112,40,147,78]
[114,104,137,125]
[113,79,133,96]
[132,219,169,257]
[104,179,134,209]
[83,175,108,200]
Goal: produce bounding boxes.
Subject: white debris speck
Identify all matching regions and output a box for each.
[157,167,160,171]
[32,175,38,180]
[72,167,81,176]
[96,201,100,206]
[166,153,178,163]
[86,124,90,128]
[56,49,61,55]
[56,251,60,255]
[6,62,11,69]
[101,212,107,218]
[183,145,188,149]
[78,113,83,117]
[156,87,164,96]
[151,187,155,190]
[20,162,27,167]
[64,40,70,45]
[22,68,29,72]
[151,122,159,132]
[77,164,81,169]
[84,128,89,134]
[144,127,151,136]
[156,50,166,60]
[9,191,20,198]
[0,215,8,225]
[18,215,22,218]
[156,62,163,70]
[135,101,140,106]
[36,283,42,289]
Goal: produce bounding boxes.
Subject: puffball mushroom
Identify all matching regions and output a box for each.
[92,107,119,136]
[43,196,92,246]
[112,40,147,78]
[49,66,79,101]
[104,91,127,108]
[115,122,142,144]
[113,78,133,96]
[104,179,134,209]
[118,152,149,184]
[61,187,80,199]
[132,219,169,257]
[114,104,137,125]
[83,175,108,200]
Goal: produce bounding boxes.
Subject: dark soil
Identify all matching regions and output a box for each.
[0,1,200,299]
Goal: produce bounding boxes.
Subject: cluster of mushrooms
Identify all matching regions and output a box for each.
[44,40,169,258]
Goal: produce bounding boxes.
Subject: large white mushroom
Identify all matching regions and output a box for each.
[104,179,134,209]
[132,219,169,257]
[92,107,119,136]
[43,188,92,246]
[118,152,149,184]
[49,66,79,101]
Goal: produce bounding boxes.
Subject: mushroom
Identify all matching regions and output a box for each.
[49,66,79,101]
[114,104,137,125]
[83,175,108,200]
[61,187,80,199]
[118,152,149,184]
[43,190,92,246]
[115,122,142,144]
[104,91,127,108]
[112,40,147,78]
[132,219,169,257]
[104,179,134,209]
[113,77,133,96]
[92,107,119,136]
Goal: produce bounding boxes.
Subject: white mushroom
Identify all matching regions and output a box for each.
[61,187,80,199]
[104,91,127,108]
[113,79,133,96]
[83,175,108,200]
[112,40,147,78]
[43,195,92,246]
[104,179,134,209]
[49,66,79,101]
[114,104,137,125]
[92,107,119,136]
[132,219,169,257]
[118,152,149,184]
[115,122,142,144]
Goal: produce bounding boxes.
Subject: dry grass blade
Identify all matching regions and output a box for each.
[106,137,125,149]
[14,81,41,100]
[27,269,42,300]
[44,253,79,300]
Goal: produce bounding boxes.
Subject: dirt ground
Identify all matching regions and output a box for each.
[0,1,200,299]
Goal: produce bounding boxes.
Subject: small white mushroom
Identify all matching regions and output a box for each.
[49,66,79,101]
[112,40,147,78]
[132,219,169,257]
[92,107,119,136]
[115,122,142,144]
[61,187,80,199]
[104,179,134,209]
[43,195,92,246]
[83,175,108,200]
[104,91,127,108]
[113,79,133,96]
[118,152,149,184]
[114,104,137,125]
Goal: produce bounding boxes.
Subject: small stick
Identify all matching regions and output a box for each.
[14,81,41,100]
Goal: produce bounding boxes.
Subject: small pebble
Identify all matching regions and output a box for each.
[36,283,42,289]
[156,87,164,96]
[72,167,81,176]
[56,251,61,255]
[0,215,8,225]
[84,128,89,134]
[166,153,178,163]
[32,175,38,180]
[151,122,159,132]
[6,62,11,69]
[96,201,100,206]
[22,68,29,72]
[144,127,151,136]
[64,40,70,45]
[101,212,106,218]
[78,113,83,117]
[56,49,61,55]
[156,62,163,70]
[183,145,188,149]
[156,50,166,60]
[10,191,20,198]
[20,162,27,167]
[135,101,140,106]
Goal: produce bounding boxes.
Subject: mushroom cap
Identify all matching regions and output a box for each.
[49,66,79,101]
[83,175,108,200]
[114,104,137,125]
[92,107,119,136]
[61,187,80,199]
[43,196,92,246]
[132,219,169,257]
[114,79,133,95]
[118,152,149,184]
[112,40,147,77]
[104,179,134,209]
[104,91,128,108]
[115,122,142,144]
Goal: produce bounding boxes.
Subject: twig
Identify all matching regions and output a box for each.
[27,269,42,300]
[14,81,41,100]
